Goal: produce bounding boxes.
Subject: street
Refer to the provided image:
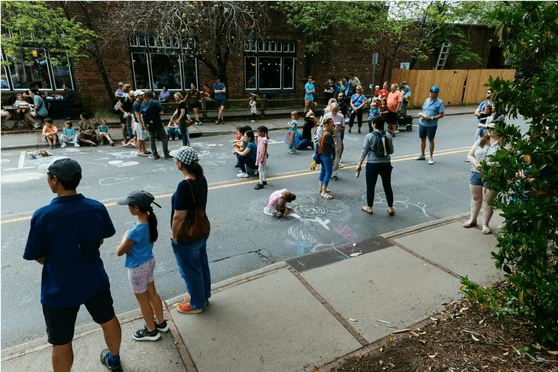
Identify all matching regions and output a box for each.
[1,113,529,348]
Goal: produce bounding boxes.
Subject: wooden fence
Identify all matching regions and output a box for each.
[391,69,516,106]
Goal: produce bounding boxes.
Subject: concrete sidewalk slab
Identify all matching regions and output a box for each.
[171,268,362,372]
[1,317,185,372]
[301,246,461,344]
[393,221,504,286]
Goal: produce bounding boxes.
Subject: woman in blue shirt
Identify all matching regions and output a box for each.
[233,130,257,178]
[348,85,366,134]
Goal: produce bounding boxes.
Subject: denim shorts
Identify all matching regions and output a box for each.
[419,124,437,140]
[469,170,488,187]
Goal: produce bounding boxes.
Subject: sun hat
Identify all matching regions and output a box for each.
[37,158,82,182]
[429,86,440,93]
[117,190,161,208]
[169,146,200,165]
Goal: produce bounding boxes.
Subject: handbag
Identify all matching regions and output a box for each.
[177,179,211,242]
[312,130,329,165]
[185,118,194,127]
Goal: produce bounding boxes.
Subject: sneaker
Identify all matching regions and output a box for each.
[61,143,67,148]
[133,326,161,341]
[153,154,160,160]
[251,120,255,123]
[348,129,352,134]
[177,301,203,314]
[110,142,115,146]
[358,129,361,134]
[33,123,42,129]
[148,320,169,332]
[331,175,339,181]
[198,121,203,125]
[49,145,54,150]
[237,172,249,178]
[254,170,258,175]
[215,119,220,124]
[414,154,425,160]
[428,157,434,165]
[262,181,267,185]
[339,163,344,168]
[100,349,122,372]
[74,143,80,147]
[221,119,225,125]
[255,183,264,190]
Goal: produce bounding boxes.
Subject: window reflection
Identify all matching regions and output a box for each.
[131,53,150,90]
[7,49,51,89]
[151,54,181,89]
[245,57,256,89]
[258,57,281,89]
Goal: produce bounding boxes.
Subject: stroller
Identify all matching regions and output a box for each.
[396,113,413,131]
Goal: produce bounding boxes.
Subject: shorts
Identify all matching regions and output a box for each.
[386,111,398,124]
[215,98,226,108]
[419,124,437,140]
[128,258,156,293]
[339,130,345,141]
[188,101,200,110]
[42,283,115,345]
[469,170,488,187]
[133,121,149,141]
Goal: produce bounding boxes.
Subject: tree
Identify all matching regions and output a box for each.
[461,1,558,344]
[1,1,95,68]
[106,1,270,90]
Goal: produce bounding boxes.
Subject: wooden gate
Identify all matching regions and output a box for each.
[391,69,516,105]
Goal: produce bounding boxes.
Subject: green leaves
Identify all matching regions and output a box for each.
[2,1,96,67]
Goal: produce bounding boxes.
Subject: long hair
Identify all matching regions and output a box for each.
[136,205,158,243]
[479,120,506,148]
[257,125,269,139]
[182,161,204,180]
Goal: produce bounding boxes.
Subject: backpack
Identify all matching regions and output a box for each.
[372,130,393,157]
[141,100,160,127]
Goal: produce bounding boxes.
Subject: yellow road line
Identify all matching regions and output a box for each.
[1,147,469,224]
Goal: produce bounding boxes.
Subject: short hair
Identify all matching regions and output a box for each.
[324,117,334,126]
[144,90,154,99]
[44,117,53,124]
[80,112,89,120]
[30,88,40,95]
[64,121,73,128]
[49,173,81,190]
[372,116,385,130]
[239,125,252,135]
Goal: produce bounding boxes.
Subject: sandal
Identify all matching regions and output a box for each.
[361,206,373,214]
[321,193,333,199]
[481,225,491,235]
[137,152,147,157]
[463,219,477,228]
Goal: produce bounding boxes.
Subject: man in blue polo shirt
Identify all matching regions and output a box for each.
[415,86,445,165]
[213,76,227,124]
[24,158,123,372]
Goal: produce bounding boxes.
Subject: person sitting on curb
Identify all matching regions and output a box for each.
[42,117,59,149]
[97,119,115,146]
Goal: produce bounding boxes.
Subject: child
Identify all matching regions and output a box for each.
[167,119,182,141]
[42,117,58,150]
[116,190,168,341]
[254,126,268,190]
[477,104,492,139]
[379,98,389,120]
[287,111,299,153]
[367,102,380,133]
[233,125,251,168]
[268,189,297,217]
[59,121,80,148]
[373,85,381,100]
[122,136,138,148]
[249,96,257,123]
[97,119,115,146]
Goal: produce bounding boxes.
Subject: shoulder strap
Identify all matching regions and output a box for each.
[318,131,328,154]
[186,179,200,209]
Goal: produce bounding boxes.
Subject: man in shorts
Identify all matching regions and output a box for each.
[323,102,345,181]
[415,86,445,165]
[304,76,317,113]
[386,83,402,135]
[132,90,149,156]
[213,76,227,124]
[24,158,123,372]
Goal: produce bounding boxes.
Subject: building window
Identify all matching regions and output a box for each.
[244,38,296,91]
[2,49,73,91]
[129,33,198,91]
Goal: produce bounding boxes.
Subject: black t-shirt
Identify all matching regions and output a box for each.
[171,177,208,227]
[120,96,133,113]
[321,131,335,157]
[339,102,348,117]
[178,101,188,117]
[324,83,334,101]
[302,117,315,140]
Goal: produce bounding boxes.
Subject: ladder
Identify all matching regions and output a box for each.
[435,42,452,70]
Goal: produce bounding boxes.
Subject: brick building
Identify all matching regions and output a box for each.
[1,2,505,111]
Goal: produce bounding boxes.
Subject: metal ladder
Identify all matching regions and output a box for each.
[435,42,452,70]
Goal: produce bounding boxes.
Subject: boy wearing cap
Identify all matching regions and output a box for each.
[400,81,411,116]
[416,86,445,165]
[24,158,123,372]
[213,77,226,124]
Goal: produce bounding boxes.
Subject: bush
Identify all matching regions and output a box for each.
[460,1,558,344]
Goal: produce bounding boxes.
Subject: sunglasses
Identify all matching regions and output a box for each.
[487,127,496,131]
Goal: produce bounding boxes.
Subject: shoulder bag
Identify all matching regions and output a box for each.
[177,179,211,242]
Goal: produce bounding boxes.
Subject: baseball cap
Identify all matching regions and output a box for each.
[37,158,82,182]
[118,82,124,86]
[117,190,161,208]
[213,76,220,80]
[169,146,200,165]
[429,86,440,93]
[401,81,408,85]
[135,89,145,96]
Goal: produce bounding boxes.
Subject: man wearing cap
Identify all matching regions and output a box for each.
[400,81,411,116]
[141,90,171,160]
[473,89,494,132]
[132,90,149,157]
[416,86,445,165]
[24,158,123,372]
[213,76,226,124]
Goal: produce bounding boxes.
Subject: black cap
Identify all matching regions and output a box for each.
[38,158,82,182]
[117,190,161,208]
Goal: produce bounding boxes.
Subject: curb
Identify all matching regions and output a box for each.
[379,212,471,239]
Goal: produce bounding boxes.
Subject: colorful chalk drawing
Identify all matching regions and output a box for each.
[249,191,358,256]
[1,172,44,184]
[99,176,134,186]
[363,192,429,217]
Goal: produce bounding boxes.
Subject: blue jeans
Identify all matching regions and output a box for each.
[179,119,190,146]
[319,155,333,187]
[167,127,181,140]
[237,154,256,173]
[366,162,393,207]
[171,236,211,309]
[296,133,313,150]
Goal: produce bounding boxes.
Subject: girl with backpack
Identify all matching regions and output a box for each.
[356,116,395,216]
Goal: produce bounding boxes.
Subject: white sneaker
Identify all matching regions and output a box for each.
[237,172,249,178]
[415,154,425,160]
[251,120,255,123]
[74,143,80,147]
[61,143,67,148]
[428,157,434,165]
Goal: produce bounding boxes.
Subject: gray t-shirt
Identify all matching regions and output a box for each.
[471,138,500,174]
[360,130,393,163]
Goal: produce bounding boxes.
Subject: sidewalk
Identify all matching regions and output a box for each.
[0,106,474,151]
[1,212,505,372]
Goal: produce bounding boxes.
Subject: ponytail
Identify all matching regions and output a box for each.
[137,205,158,243]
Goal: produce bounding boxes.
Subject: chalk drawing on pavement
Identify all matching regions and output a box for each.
[108,160,139,168]
[99,177,134,186]
[362,193,429,217]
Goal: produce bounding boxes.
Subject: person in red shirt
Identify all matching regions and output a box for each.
[386,83,403,135]
[378,81,389,100]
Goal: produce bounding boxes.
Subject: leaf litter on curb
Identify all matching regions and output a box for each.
[329,294,558,372]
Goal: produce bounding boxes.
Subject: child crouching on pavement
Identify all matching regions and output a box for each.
[268,189,296,217]
[117,190,168,341]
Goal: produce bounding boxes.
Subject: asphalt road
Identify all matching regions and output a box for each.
[1,114,529,348]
